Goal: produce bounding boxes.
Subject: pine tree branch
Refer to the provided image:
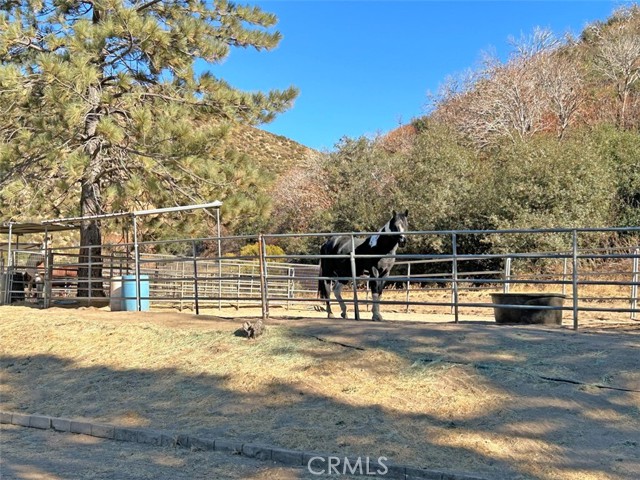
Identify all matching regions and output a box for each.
[139,91,209,107]
[0,153,48,186]
[136,0,163,12]
[14,39,49,53]
[173,162,231,189]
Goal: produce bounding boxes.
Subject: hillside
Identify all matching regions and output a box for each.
[207,122,330,238]
[225,123,318,174]
[382,4,640,152]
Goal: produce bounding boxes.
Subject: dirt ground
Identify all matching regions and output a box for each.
[1,304,639,480]
[1,424,315,480]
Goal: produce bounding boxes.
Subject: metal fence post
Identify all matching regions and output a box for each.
[406,263,411,313]
[217,208,223,311]
[287,267,294,310]
[88,245,93,307]
[452,233,459,323]
[631,247,639,321]
[572,230,579,330]
[237,264,241,310]
[192,240,200,315]
[503,257,511,293]
[4,222,13,304]
[44,250,53,308]
[364,280,370,312]
[258,234,269,320]
[349,234,360,321]
[132,214,141,312]
[180,262,185,311]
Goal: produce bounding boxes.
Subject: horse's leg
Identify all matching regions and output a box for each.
[318,258,334,318]
[324,280,335,318]
[370,267,387,321]
[24,271,34,299]
[35,273,44,305]
[333,282,348,319]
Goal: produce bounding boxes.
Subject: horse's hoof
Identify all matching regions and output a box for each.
[341,313,348,320]
[372,316,383,322]
[327,313,335,319]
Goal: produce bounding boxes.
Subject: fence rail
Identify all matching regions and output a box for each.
[1,227,639,328]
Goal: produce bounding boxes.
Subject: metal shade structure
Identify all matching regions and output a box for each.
[39,201,223,225]
[1,222,82,296]
[0,222,79,236]
[1,201,223,310]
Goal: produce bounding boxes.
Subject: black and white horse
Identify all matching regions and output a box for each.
[318,210,409,321]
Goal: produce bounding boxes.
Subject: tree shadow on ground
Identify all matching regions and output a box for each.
[1,317,639,479]
[276,318,640,479]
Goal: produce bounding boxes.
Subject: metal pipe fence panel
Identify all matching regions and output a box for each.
[2,227,638,328]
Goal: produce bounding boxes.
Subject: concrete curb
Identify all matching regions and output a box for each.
[1,411,490,480]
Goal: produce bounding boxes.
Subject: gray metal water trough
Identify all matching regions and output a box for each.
[491,293,566,325]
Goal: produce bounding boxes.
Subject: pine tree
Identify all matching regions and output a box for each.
[0,0,298,296]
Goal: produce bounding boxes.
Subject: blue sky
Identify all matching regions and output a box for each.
[210,1,623,151]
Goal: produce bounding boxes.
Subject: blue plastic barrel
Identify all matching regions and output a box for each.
[121,274,150,311]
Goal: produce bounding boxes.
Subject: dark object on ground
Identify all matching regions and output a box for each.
[242,319,265,339]
[491,293,566,325]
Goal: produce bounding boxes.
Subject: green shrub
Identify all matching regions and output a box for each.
[239,242,287,262]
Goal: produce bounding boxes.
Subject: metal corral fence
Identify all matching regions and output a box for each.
[1,226,639,329]
[261,227,640,328]
[0,238,318,312]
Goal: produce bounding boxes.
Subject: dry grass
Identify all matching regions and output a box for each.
[1,306,639,480]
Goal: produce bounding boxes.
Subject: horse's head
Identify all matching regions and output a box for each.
[389,209,409,247]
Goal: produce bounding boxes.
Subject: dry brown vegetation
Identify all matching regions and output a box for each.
[1,305,639,479]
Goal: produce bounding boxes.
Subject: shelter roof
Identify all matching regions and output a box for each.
[0,222,80,236]
[1,201,222,236]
